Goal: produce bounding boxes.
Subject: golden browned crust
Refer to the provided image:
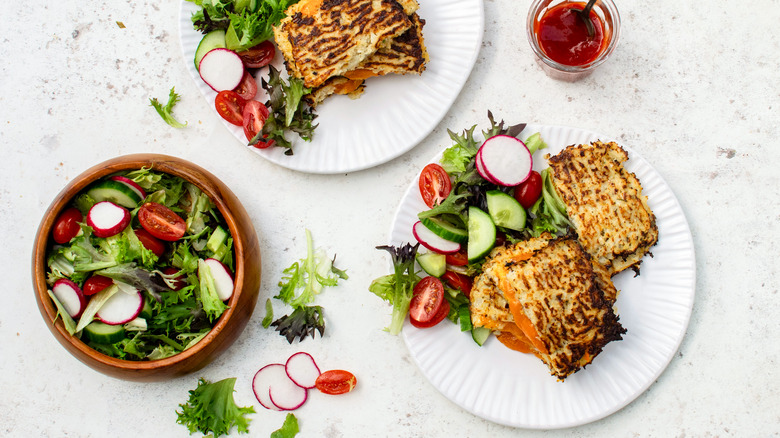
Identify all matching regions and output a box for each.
[357,12,428,76]
[471,236,625,380]
[547,141,659,276]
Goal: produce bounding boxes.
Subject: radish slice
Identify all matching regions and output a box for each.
[252,364,288,411]
[269,376,309,411]
[96,288,144,325]
[87,201,130,238]
[476,147,499,184]
[199,48,245,92]
[203,258,234,301]
[51,279,86,319]
[285,352,321,389]
[412,221,461,254]
[109,176,146,200]
[478,135,533,186]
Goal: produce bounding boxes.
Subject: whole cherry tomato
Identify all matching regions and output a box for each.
[82,275,114,296]
[419,163,451,208]
[137,202,186,241]
[315,370,357,395]
[214,90,247,126]
[513,170,543,209]
[52,207,83,244]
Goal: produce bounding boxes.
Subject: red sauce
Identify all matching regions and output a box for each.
[534,2,607,67]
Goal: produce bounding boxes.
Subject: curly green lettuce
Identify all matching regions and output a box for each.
[176,377,254,438]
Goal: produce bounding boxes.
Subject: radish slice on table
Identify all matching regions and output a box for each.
[253,364,295,411]
[285,352,321,389]
[475,147,499,185]
[51,279,86,319]
[87,201,130,238]
[203,258,234,301]
[478,135,533,186]
[109,176,146,200]
[269,375,309,411]
[412,221,460,254]
[96,288,144,325]
[199,48,245,92]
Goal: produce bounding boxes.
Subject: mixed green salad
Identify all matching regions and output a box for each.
[46,168,236,360]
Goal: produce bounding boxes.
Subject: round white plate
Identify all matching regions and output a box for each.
[389,124,696,428]
[178,0,484,174]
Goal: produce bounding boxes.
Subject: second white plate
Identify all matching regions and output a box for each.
[389,124,696,428]
[179,0,484,174]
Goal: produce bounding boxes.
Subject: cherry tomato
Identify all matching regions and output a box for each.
[315,370,357,395]
[442,270,473,298]
[234,71,258,101]
[137,202,186,242]
[445,248,469,266]
[242,100,273,147]
[409,276,445,324]
[162,266,186,291]
[134,228,166,257]
[410,299,449,328]
[215,90,247,126]
[82,275,114,296]
[419,163,451,208]
[513,170,543,209]
[237,40,276,68]
[52,207,83,244]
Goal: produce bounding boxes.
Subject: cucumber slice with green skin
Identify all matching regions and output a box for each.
[206,226,229,253]
[471,326,491,346]
[83,321,126,344]
[486,190,527,231]
[417,252,446,277]
[467,206,496,261]
[139,297,153,320]
[87,180,144,209]
[194,29,227,71]
[420,217,468,244]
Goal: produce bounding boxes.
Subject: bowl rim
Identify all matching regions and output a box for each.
[32,153,257,373]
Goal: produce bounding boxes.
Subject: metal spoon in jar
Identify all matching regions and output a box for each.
[573,0,598,38]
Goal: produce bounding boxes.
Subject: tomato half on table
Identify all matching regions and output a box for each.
[137,202,186,242]
[315,370,357,395]
[52,207,83,244]
[82,274,114,296]
[234,71,258,101]
[242,100,273,148]
[442,270,473,298]
[419,163,451,208]
[134,228,166,257]
[409,276,446,326]
[237,40,275,69]
[215,90,247,126]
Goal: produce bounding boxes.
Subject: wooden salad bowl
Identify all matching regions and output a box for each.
[31,154,262,382]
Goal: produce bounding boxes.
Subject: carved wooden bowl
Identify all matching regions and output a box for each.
[32,154,261,381]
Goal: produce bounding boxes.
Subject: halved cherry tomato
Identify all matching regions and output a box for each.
[409,276,445,324]
[315,370,357,395]
[134,228,166,257]
[445,248,469,266]
[83,275,114,296]
[162,266,186,291]
[137,202,186,242]
[52,207,82,244]
[215,90,247,126]
[513,170,543,209]
[237,40,275,68]
[410,299,449,328]
[442,270,473,298]
[234,71,258,101]
[242,100,273,148]
[419,163,451,208]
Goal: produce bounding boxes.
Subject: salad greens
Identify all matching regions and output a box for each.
[176,377,254,438]
[46,169,234,360]
[270,229,347,343]
[150,87,188,128]
[259,65,318,153]
[187,0,296,52]
[369,243,421,335]
[271,413,299,438]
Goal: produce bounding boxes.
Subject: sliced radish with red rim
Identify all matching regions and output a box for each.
[87,201,130,238]
[253,363,308,411]
[476,146,499,185]
[478,135,533,186]
[203,258,234,301]
[199,48,245,92]
[412,221,461,254]
[51,278,86,318]
[96,288,144,325]
[285,352,321,389]
[109,176,146,200]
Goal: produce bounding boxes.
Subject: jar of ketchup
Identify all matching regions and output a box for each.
[526,0,621,81]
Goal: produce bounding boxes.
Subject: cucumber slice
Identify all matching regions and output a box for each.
[420,217,468,244]
[194,29,227,71]
[139,298,153,320]
[471,327,491,346]
[87,180,144,209]
[486,190,527,231]
[467,206,496,261]
[416,252,446,277]
[206,226,229,253]
[83,321,126,344]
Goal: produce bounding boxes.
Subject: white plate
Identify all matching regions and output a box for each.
[389,124,696,429]
[178,0,484,174]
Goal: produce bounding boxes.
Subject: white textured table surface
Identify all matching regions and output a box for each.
[2,1,779,437]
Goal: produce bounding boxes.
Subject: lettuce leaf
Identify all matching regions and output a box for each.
[176,377,254,438]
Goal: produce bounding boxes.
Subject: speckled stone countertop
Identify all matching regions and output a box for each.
[2,0,778,437]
